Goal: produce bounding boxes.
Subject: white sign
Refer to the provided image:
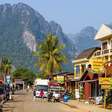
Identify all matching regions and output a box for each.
[75,89,80,99]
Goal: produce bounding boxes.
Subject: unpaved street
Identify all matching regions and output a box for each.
[2,90,78,112]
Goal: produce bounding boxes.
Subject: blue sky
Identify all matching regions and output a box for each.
[0,0,112,34]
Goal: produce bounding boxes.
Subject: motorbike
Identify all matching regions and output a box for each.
[52,91,60,102]
[47,92,53,102]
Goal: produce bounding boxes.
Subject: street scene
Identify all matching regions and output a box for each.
[2,90,76,112]
[0,0,112,112]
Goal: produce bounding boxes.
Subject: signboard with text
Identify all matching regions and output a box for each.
[101,84,112,89]
[99,78,112,85]
[57,76,64,84]
[6,75,11,84]
[90,58,104,73]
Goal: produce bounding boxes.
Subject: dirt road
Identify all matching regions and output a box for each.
[2,90,78,112]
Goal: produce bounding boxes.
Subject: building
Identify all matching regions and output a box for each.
[80,69,99,100]
[53,72,75,98]
[94,24,112,63]
[72,47,103,99]
[72,24,112,100]
[72,47,101,80]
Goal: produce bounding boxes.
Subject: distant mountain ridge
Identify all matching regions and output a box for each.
[67,26,99,54]
[0,3,101,72]
[0,3,76,71]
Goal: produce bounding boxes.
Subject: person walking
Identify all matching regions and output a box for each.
[39,89,44,102]
[33,88,36,101]
[48,90,53,102]
[26,85,30,92]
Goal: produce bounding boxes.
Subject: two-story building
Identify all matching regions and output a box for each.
[94,24,112,63]
[72,47,101,79]
[72,47,103,99]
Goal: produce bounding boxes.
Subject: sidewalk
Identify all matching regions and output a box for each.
[63,100,112,112]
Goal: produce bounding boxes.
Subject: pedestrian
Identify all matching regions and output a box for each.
[39,89,44,102]
[48,90,53,102]
[26,85,30,92]
[5,84,10,101]
[33,88,36,101]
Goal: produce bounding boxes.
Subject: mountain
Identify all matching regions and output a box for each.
[0,3,76,72]
[68,26,99,54]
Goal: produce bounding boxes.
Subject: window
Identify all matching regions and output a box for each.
[102,42,107,50]
[76,65,80,77]
[36,85,48,91]
[81,64,86,73]
[111,40,112,49]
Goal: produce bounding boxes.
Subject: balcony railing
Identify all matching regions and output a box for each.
[102,49,109,54]
[94,49,112,57]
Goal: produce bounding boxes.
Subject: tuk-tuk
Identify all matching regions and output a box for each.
[48,82,64,102]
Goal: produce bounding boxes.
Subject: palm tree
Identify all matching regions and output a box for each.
[0,57,12,82]
[34,33,66,79]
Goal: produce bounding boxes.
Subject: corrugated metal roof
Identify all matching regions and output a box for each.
[75,47,100,60]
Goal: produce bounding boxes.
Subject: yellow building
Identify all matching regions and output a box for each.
[72,24,112,99]
[72,47,102,79]
[73,24,112,79]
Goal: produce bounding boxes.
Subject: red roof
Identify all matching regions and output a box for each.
[48,82,60,86]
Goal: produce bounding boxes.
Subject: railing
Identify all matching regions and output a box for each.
[94,49,112,57]
[94,51,101,56]
[102,49,109,54]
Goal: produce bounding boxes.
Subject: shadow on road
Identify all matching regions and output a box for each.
[12,99,24,103]
[63,103,79,109]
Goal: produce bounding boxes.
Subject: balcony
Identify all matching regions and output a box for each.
[94,49,112,57]
[102,49,109,54]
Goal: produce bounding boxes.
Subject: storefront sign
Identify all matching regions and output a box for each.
[101,84,112,89]
[99,78,112,85]
[75,89,80,99]
[57,76,64,83]
[53,76,57,81]
[15,79,24,85]
[105,65,112,75]
[6,75,11,84]
[90,58,104,73]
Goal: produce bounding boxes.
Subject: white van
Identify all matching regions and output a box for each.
[34,79,49,98]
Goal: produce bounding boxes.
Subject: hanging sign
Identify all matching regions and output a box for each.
[57,76,64,83]
[101,84,112,89]
[6,75,11,84]
[99,78,112,85]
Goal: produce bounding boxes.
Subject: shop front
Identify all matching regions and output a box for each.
[80,70,99,100]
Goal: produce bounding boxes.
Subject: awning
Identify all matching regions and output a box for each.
[80,79,98,83]
[66,78,80,82]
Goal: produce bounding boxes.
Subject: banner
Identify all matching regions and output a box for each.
[56,76,64,83]
[90,58,104,73]
[99,78,112,85]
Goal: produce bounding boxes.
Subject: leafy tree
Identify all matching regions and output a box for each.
[13,67,36,85]
[34,33,66,79]
[0,57,12,80]
[36,73,46,79]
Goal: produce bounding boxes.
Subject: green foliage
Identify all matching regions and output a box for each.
[13,67,36,84]
[36,73,46,79]
[0,57,12,75]
[34,33,66,79]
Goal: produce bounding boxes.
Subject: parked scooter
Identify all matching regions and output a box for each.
[47,91,53,102]
[52,91,60,102]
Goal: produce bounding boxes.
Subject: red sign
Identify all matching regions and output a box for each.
[48,82,60,86]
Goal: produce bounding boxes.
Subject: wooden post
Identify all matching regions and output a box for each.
[104,89,108,111]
